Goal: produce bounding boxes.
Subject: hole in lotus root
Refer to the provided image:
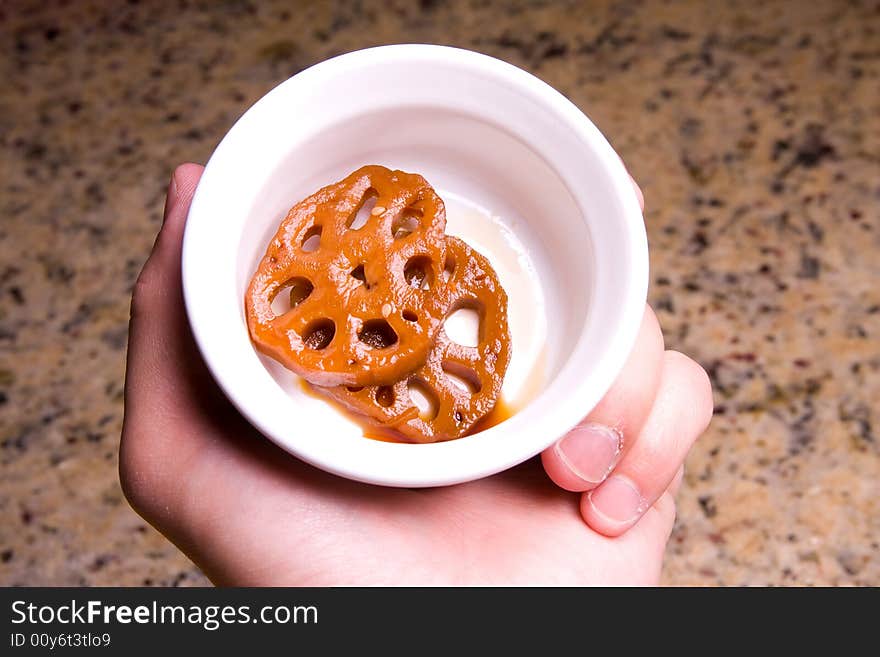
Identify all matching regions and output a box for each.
[358,319,398,349]
[407,378,439,421]
[348,190,378,230]
[403,255,433,290]
[350,264,369,288]
[270,277,313,317]
[402,309,418,322]
[302,318,335,350]
[444,303,481,348]
[346,386,364,393]
[442,255,456,283]
[375,386,395,407]
[392,208,421,239]
[442,361,483,394]
[301,225,322,252]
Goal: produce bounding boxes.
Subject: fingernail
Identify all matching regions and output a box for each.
[556,423,623,485]
[588,475,645,525]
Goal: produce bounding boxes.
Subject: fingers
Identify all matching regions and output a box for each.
[617,152,644,211]
[629,174,644,212]
[581,351,713,537]
[540,166,647,493]
[542,306,665,492]
[667,464,685,498]
[629,465,685,547]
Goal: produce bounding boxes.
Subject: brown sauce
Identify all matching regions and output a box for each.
[298,378,517,443]
[464,397,515,436]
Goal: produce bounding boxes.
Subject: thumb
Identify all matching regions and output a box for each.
[126,163,203,399]
[122,163,205,464]
[129,162,202,332]
[139,162,203,301]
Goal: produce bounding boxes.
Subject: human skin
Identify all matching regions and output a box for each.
[120,164,713,585]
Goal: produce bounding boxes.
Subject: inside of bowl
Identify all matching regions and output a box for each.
[237,106,592,424]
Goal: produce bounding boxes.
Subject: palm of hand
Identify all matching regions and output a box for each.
[123,337,669,585]
[214,461,669,586]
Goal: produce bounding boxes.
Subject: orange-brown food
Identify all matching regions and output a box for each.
[313,237,511,443]
[246,165,449,387]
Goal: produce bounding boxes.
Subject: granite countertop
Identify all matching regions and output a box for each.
[1,0,877,586]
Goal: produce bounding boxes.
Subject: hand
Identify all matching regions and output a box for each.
[120,164,712,585]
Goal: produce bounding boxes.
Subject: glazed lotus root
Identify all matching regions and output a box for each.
[246,166,449,387]
[314,237,511,443]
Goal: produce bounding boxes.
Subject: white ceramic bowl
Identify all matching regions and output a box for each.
[182,44,647,487]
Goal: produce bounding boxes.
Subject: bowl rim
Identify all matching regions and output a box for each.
[182,44,648,487]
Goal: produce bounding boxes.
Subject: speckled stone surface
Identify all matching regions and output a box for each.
[1,0,877,586]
